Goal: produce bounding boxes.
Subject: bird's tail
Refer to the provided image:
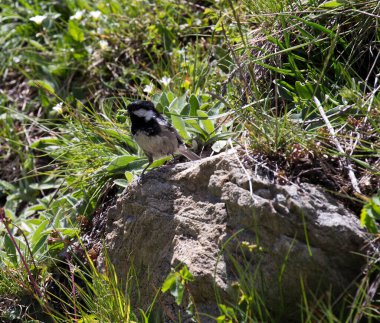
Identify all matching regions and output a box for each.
[178,145,201,161]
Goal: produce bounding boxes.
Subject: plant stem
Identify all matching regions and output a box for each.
[313,96,361,194]
[0,208,43,299]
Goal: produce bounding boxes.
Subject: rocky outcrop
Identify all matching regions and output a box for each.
[102,152,370,321]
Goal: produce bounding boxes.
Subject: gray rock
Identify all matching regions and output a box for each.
[101,152,371,321]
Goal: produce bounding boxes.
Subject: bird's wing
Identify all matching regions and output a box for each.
[156,114,184,145]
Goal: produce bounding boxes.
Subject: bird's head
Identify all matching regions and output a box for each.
[127,100,157,121]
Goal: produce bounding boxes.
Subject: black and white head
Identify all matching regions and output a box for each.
[127,100,158,122]
[127,100,170,138]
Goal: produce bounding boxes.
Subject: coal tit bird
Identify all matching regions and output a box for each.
[127,100,200,177]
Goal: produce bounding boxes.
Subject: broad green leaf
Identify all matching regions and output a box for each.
[168,97,180,114]
[319,1,344,8]
[68,20,84,42]
[110,0,122,13]
[126,159,148,171]
[0,180,16,193]
[106,155,139,172]
[295,81,314,100]
[216,315,226,323]
[180,103,191,116]
[168,92,187,114]
[27,215,47,224]
[172,277,185,305]
[113,179,130,188]
[3,235,18,266]
[167,91,175,103]
[23,205,46,219]
[48,240,65,252]
[180,265,194,281]
[209,102,224,116]
[185,119,205,134]
[124,171,134,183]
[32,235,48,255]
[57,228,80,237]
[360,206,378,233]
[177,94,187,112]
[360,193,380,234]
[218,304,238,320]
[161,272,177,292]
[0,250,11,265]
[197,110,215,135]
[189,95,199,116]
[171,115,190,140]
[150,156,171,168]
[219,304,227,314]
[32,219,49,244]
[159,92,170,110]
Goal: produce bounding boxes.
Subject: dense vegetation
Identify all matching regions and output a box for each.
[0,0,379,321]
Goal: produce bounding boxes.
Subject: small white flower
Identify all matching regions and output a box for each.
[143,83,154,94]
[85,45,94,54]
[179,24,188,31]
[160,76,171,87]
[89,10,102,19]
[70,10,85,21]
[176,48,185,56]
[99,40,109,50]
[194,19,202,26]
[29,15,47,25]
[52,102,63,114]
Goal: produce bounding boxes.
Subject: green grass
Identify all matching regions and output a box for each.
[0,0,379,321]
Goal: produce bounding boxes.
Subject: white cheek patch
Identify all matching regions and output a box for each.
[132,108,155,121]
[132,108,147,117]
[144,110,155,121]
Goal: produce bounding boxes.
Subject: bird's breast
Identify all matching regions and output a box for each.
[134,129,179,159]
